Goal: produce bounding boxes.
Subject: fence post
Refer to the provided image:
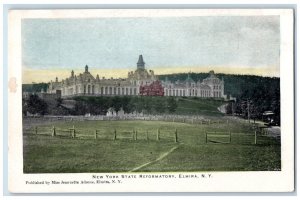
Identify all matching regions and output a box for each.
[52,126,56,137]
[114,129,117,140]
[132,130,135,140]
[209,120,211,125]
[174,129,178,143]
[72,128,76,138]
[95,130,98,139]
[135,130,137,140]
[157,129,160,141]
[35,126,38,135]
[72,125,75,138]
[146,130,149,141]
[229,131,231,143]
[205,132,207,143]
[227,120,229,124]
[254,131,257,145]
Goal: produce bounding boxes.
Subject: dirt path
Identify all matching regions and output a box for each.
[129,145,180,172]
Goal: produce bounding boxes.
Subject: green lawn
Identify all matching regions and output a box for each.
[175,98,225,116]
[23,120,280,173]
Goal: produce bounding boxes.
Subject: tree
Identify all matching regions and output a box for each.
[22,98,28,116]
[74,100,88,115]
[112,96,122,112]
[25,94,48,115]
[153,97,166,114]
[56,97,63,107]
[167,97,177,113]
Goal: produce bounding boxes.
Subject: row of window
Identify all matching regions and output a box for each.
[62,85,221,97]
[213,85,222,90]
[99,87,137,95]
[165,89,221,97]
[79,85,138,95]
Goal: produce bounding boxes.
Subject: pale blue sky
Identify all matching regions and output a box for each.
[22,16,280,72]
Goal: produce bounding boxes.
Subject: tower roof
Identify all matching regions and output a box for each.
[137,55,145,69]
[208,70,216,78]
[185,73,195,83]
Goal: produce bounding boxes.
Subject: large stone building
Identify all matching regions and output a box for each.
[162,71,225,98]
[47,55,226,99]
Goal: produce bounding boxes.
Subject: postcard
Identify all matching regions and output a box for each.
[8,9,294,193]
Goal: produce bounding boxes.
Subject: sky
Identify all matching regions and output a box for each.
[22,16,280,83]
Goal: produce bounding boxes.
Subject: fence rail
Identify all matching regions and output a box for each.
[26,125,279,145]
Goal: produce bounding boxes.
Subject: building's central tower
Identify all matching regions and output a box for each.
[137,55,145,70]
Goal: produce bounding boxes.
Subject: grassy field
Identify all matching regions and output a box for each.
[175,98,225,116]
[23,120,280,173]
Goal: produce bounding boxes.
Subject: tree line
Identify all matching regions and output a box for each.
[23,95,178,116]
[72,96,178,115]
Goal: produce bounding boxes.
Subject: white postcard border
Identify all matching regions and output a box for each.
[8,9,295,193]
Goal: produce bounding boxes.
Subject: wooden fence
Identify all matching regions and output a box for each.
[28,126,179,143]
[26,126,278,145]
[204,131,276,145]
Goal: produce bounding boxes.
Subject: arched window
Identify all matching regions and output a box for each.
[88,85,91,94]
